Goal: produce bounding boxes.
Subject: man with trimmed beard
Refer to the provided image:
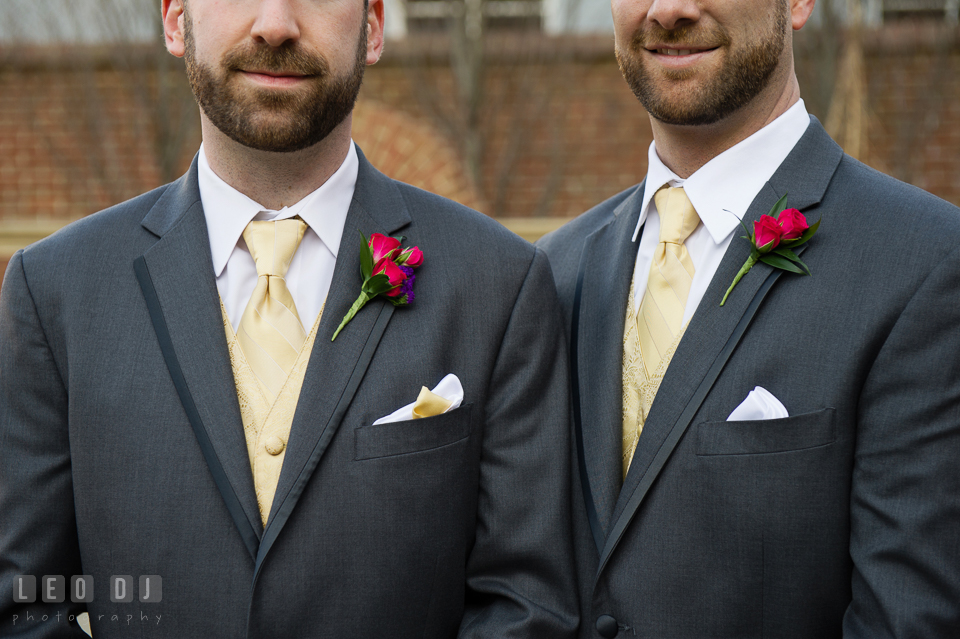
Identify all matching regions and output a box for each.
[539,0,960,636]
[0,1,578,637]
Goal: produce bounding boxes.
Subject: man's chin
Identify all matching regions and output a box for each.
[642,88,738,126]
[647,109,725,127]
[224,128,320,154]
[620,61,746,126]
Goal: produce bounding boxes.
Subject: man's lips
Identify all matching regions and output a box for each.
[239,70,314,87]
[644,46,719,67]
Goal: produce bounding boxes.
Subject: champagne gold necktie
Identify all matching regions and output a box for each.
[237,218,308,403]
[622,186,700,477]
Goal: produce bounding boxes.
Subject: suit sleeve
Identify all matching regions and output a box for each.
[844,243,960,637]
[0,251,90,638]
[458,247,579,639]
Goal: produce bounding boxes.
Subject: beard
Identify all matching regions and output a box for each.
[616,3,788,126]
[183,10,367,153]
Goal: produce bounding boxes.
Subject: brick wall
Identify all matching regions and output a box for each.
[361,36,654,218]
[0,63,176,221]
[860,26,960,203]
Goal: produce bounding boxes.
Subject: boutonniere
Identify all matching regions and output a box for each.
[720,194,820,306]
[332,232,423,341]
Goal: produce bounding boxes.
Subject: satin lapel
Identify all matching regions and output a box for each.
[598,118,844,573]
[254,149,412,579]
[574,182,645,540]
[138,158,263,553]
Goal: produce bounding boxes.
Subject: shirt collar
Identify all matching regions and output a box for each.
[199,141,359,277]
[633,99,810,244]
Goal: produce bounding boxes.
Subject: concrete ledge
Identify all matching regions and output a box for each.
[0,218,79,259]
[498,217,576,242]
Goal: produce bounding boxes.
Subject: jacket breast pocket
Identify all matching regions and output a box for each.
[355,403,474,461]
[695,407,836,456]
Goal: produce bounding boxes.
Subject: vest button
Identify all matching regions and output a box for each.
[596,614,618,638]
[265,436,286,456]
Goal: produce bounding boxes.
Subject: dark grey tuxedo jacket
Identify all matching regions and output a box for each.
[0,149,578,638]
[538,119,960,638]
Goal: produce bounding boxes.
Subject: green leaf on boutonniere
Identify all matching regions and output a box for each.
[771,247,800,259]
[771,247,811,275]
[362,273,394,296]
[759,253,807,274]
[359,231,374,280]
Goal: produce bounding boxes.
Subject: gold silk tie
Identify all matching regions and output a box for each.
[622,187,700,477]
[237,218,308,403]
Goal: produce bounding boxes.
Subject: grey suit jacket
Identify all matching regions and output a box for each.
[538,118,960,638]
[0,149,579,638]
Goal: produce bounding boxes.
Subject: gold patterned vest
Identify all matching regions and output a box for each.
[221,300,324,526]
[621,280,686,478]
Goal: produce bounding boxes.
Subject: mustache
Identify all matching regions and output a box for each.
[630,24,731,50]
[222,43,330,77]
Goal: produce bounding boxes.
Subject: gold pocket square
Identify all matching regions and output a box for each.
[412,387,454,419]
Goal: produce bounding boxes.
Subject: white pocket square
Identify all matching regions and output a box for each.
[727,386,789,421]
[372,374,464,425]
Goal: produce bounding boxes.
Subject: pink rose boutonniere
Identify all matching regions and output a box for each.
[332,232,423,341]
[720,195,820,306]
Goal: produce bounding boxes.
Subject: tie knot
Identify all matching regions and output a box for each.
[243,218,307,278]
[654,187,700,246]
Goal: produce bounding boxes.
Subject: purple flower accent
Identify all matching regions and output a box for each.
[399,266,416,304]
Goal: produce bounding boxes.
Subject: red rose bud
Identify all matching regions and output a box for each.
[753,215,782,253]
[374,257,407,297]
[369,233,401,263]
[777,208,808,240]
[399,247,424,268]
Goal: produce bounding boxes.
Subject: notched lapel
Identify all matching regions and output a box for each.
[138,161,264,547]
[574,182,645,536]
[256,149,411,578]
[767,116,844,213]
[600,118,843,572]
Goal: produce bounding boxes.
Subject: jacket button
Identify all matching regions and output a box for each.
[264,436,286,455]
[596,614,618,638]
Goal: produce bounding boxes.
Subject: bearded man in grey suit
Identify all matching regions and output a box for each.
[538,0,960,636]
[0,0,578,637]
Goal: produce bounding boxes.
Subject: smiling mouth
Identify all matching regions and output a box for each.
[651,47,717,56]
[243,70,310,77]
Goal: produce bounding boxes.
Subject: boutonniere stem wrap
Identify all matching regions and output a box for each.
[332,232,423,341]
[720,194,820,306]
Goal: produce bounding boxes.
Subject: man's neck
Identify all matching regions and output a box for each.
[651,74,802,180]
[200,115,353,211]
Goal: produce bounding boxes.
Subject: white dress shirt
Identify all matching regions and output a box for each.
[198,142,358,331]
[631,100,811,320]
